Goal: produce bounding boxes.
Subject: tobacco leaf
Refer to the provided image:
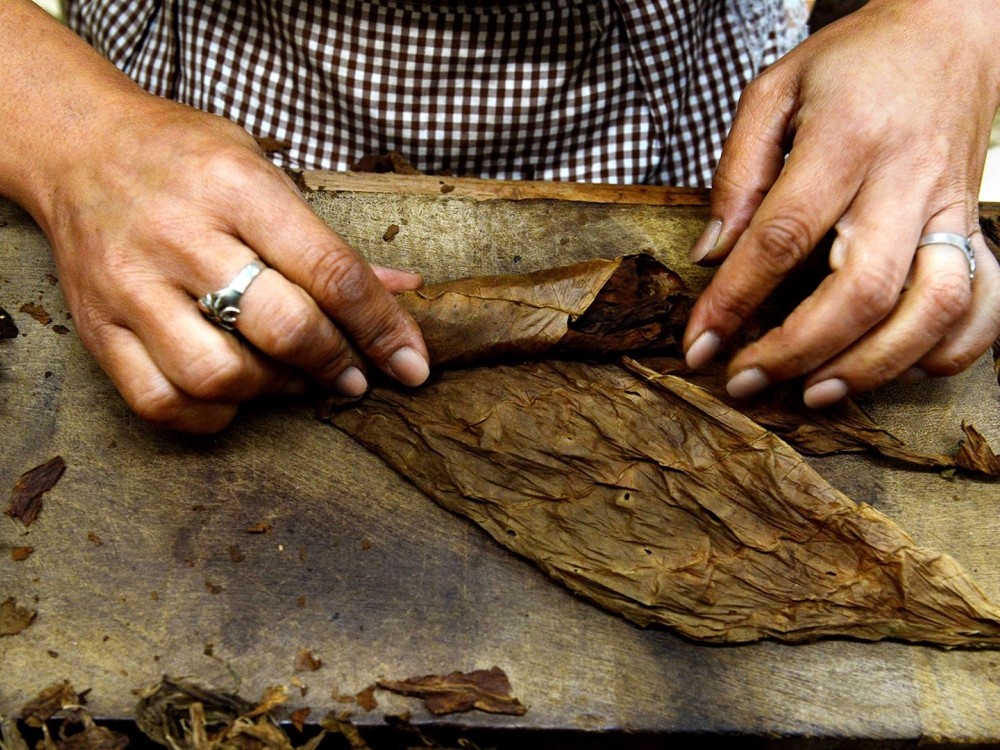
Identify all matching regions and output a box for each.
[133,677,254,749]
[5,456,66,527]
[0,597,36,636]
[376,667,526,716]
[389,255,1000,475]
[328,358,1000,647]
[19,302,51,326]
[605,354,1000,476]
[21,682,84,727]
[395,255,694,367]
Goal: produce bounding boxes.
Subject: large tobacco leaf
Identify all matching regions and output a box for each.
[327,358,1000,646]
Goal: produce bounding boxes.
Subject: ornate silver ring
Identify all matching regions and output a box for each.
[197,260,266,331]
[917,233,976,280]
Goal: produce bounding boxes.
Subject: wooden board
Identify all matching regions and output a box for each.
[3,177,1000,742]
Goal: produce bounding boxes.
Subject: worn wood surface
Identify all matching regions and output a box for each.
[3,178,1000,742]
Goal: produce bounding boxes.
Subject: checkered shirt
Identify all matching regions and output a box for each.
[66,0,808,187]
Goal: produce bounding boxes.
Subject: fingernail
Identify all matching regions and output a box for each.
[726,368,769,399]
[895,367,928,385]
[388,346,430,386]
[333,366,368,397]
[803,378,850,409]
[281,377,311,396]
[686,331,721,370]
[689,219,723,263]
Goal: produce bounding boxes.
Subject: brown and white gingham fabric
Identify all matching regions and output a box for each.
[66,0,807,187]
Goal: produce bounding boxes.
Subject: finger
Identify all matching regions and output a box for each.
[914,232,1000,376]
[235,266,371,396]
[87,322,238,432]
[125,276,292,404]
[228,169,430,386]
[801,231,976,407]
[689,65,796,265]
[372,265,424,293]
[684,122,865,371]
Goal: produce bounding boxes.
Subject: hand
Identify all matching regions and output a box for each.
[37,97,429,432]
[682,0,1000,408]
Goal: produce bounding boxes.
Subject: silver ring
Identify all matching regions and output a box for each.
[917,232,976,280]
[197,260,265,331]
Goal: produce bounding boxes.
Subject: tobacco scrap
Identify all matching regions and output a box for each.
[0,597,36,636]
[227,545,245,563]
[351,150,419,175]
[255,136,292,153]
[0,305,17,338]
[12,683,128,750]
[5,455,66,527]
[355,685,377,712]
[382,224,400,242]
[329,358,1000,647]
[11,545,33,561]
[21,682,82,727]
[52,325,70,335]
[19,302,51,326]
[247,521,272,534]
[133,677,253,749]
[376,667,526,716]
[289,708,310,734]
[294,648,322,672]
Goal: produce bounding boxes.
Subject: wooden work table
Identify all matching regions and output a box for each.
[3,175,1000,745]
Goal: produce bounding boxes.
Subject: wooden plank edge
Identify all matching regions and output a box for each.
[300,171,712,206]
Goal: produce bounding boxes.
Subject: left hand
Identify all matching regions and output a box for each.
[683,0,1000,408]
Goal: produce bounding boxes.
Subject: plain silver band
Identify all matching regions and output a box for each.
[917,232,976,280]
[197,260,266,331]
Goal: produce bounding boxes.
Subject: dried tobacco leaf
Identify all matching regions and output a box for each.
[376,667,525,716]
[5,456,66,527]
[21,682,82,727]
[395,255,694,367]
[294,649,322,673]
[19,302,51,326]
[0,597,36,636]
[133,677,253,749]
[328,358,1000,647]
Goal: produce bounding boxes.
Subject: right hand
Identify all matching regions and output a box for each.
[35,96,429,432]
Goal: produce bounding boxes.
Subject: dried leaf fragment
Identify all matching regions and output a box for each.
[21,681,81,727]
[246,521,272,534]
[355,685,377,712]
[5,456,66,527]
[0,597,36,636]
[381,224,400,242]
[11,546,33,561]
[376,667,526,716]
[289,708,310,733]
[19,302,50,326]
[294,649,322,672]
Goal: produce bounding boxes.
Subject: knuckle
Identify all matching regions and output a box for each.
[846,266,900,323]
[175,349,245,401]
[306,248,371,305]
[754,213,816,276]
[921,272,972,327]
[128,380,190,427]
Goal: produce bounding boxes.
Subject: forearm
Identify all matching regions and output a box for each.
[0,0,149,226]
